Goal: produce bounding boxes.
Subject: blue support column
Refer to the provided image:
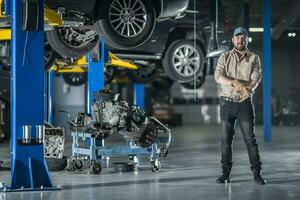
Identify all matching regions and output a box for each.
[86,40,107,153]
[4,0,10,15]
[86,40,107,113]
[263,0,272,142]
[134,84,145,109]
[6,0,57,191]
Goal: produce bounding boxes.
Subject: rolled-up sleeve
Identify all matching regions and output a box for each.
[251,55,262,82]
[214,53,226,82]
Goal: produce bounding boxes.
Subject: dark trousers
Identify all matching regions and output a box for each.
[220,97,262,172]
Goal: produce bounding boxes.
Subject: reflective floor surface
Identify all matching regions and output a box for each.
[1,125,300,200]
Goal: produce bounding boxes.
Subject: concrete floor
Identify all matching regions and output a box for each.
[1,125,300,200]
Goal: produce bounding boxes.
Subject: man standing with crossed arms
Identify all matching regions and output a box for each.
[214,27,266,185]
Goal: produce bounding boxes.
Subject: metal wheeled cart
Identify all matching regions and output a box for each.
[68,117,171,174]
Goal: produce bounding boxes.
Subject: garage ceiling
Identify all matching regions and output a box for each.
[221,0,300,39]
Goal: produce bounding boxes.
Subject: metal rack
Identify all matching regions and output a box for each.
[68,120,171,174]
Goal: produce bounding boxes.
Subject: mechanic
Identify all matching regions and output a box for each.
[214,27,266,185]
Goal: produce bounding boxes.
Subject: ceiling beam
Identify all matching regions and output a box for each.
[272,0,300,39]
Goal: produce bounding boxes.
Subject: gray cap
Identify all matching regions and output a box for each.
[233,27,248,36]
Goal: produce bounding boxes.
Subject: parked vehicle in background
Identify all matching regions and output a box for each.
[111,0,229,86]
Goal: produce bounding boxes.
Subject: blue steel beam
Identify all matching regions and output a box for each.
[86,40,107,113]
[4,0,10,15]
[134,84,145,109]
[86,40,107,152]
[9,0,54,190]
[263,0,272,142]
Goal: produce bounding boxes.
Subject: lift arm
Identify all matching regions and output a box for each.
[51,53,138,73]
[44,7,63,26]
[0,28,10,40]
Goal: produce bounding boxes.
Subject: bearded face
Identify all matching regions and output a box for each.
[232,34,248,51]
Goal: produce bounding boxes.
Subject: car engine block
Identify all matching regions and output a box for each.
[70,89,170,150]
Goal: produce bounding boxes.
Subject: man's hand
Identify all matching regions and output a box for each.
[231,80,251,102]
[239,87,251,102]
[231,80,244,93]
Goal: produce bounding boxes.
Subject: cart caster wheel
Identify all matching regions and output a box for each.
[67,159,76,171]
[151,160,161,173]
[74,160,83,170]
[90,161,102,174]
[129,155,139,165]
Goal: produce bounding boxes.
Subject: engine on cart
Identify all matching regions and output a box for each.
[70,89,169,149]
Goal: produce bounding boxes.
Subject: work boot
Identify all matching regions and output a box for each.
[253,170,266,185]
[216,169,230,183]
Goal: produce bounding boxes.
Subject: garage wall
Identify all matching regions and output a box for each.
[171,76,220,125]
[250,38,300,124]
[52,76,85,128]
[250,38,300,97]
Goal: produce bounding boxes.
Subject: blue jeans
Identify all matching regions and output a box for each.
[219,97,262,172]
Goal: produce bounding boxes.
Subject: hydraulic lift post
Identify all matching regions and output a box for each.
[134,84,145,109]
[86,40,107,113]
[86,40,107,149]
[1,0,58,192]
[4,0,10,16]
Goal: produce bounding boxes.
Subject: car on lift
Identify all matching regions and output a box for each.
[110,0,229,87]
[44,0,190,59]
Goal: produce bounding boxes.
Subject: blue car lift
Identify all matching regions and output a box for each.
[1,0,58,192]
[263,0,272,142]
[69,42,170,172]
[134,84,145,109]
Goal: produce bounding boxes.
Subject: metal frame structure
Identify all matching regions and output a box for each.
[1,0,59,192]
[86,40,107,113]
[69,129,170,172]
[263,0,272,142]
[134,84,145,109]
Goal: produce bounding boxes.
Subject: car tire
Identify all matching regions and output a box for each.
[62,72,87,86]
[105,66,116,84]
[151,76,174,91]
[94,0,156,49]
[44,40,58,70]
[163,40,204,83]
[46,27,98,59]
[126,62,159,84]
[180,75,206,89]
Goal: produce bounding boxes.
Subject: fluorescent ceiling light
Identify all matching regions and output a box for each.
[288,32,296,37]
[249,27,264,32]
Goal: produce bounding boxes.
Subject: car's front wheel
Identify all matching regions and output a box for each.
[180,74,206,89]
[180,64,207,89]
[62,72,87,86]
[44,40,58,70]
[163,40,205,83]
[95,0,156,49]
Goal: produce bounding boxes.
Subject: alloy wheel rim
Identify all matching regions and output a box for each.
[109,0,147,38]
[172,44,200,77]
